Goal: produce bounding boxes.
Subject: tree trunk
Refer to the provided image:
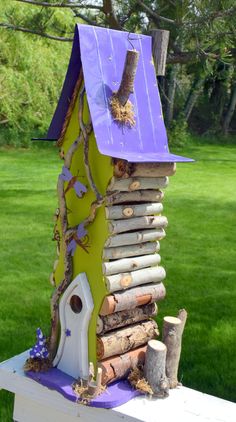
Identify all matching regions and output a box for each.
[144,340,169,397]
[166,64,179,127]
[184,76,205,121]
[97,303,158,334]
[97,320,158,359]
[223,82,236,135]
[99,282,166,315]
[162,309,188,388]
[98,346,147,385]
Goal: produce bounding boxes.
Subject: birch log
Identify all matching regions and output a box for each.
[97,303,157,335]
[103,241,160,260]
[97,320,158,360]
[162,309,187,389]
[144,340,169,397]
[103,254,161,275]
[105,266,166,293]
[107,177,169,192]
[116,50,140,106]
[105,203,163,220]
[113,161,176,178]
[105,229,165,247]
[99,346,147,385]
[108,216,168,234]
[106,190,164,204]
[99,282,166,315]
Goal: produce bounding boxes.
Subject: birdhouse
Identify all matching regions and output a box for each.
[26,24,193,407]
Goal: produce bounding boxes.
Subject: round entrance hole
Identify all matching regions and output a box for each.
[70,295,83,314]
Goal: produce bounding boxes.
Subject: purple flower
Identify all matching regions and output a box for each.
[65,329,71,337]
[59,166,87,198]
[68,223,88,256]
[30,328,49,360]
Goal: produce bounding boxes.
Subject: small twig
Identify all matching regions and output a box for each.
[79,86,102,201]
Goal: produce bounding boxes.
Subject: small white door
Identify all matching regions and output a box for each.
[53,273,94,380]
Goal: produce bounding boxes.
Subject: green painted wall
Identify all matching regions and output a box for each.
[54,90,113,367]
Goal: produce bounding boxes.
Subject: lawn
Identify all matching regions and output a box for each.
[0,142,236,420]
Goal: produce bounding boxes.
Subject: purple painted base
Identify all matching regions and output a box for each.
[26,368,143,408]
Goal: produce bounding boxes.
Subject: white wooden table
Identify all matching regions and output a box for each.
[0,351,235,422]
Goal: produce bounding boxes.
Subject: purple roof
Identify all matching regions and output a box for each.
[47,24,193,163]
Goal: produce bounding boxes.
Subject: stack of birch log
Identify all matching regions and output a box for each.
[97,160,181,391]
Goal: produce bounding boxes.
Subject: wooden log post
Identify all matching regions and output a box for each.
[105,203,163,220]
[106,190,164,205]
[97,303,158,335]
[99,282,166,316]
[144,340,169,397]
[102,254,161,275]
[116,50,140,106]
[107,176,169,192]
[105,266,166,293]
[150,29,170,76]
[97,320,158,360]
[98,346,147,385]
[103,241,160,260]
[162,309,188,388]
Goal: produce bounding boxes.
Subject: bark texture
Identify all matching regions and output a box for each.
[113,160,176,178]
[144,340,169,397]
[108,216,168,235]
[97,320,158,359]
[106,190,164,205]
[97,303,158,335]
[105,229,165,248]
[98,346,147,385]
[103,241,160,260]
[105,202,163,220]
[102,253,161,275]
[150,29,170,76]
[162,309,188,388]
[99,282,166,315]
[108,176,169,192]
[105,266,166,293]
[116,50,140,106]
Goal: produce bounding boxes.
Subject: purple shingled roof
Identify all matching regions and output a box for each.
[47,24,193,163]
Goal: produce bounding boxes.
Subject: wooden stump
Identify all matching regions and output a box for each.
[144,340,169,397]
[162,309,187,389]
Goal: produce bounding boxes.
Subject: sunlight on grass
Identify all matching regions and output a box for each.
[0,143,236,420]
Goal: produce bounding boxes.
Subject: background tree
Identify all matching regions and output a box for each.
[0,0,235,146]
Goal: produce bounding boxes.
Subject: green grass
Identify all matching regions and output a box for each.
[0,143,236,420]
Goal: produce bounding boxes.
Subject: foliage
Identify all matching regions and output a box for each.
[0,141,235,420]
[0,1,72,146]
[0,1,235,144]
[168,115,191,147]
